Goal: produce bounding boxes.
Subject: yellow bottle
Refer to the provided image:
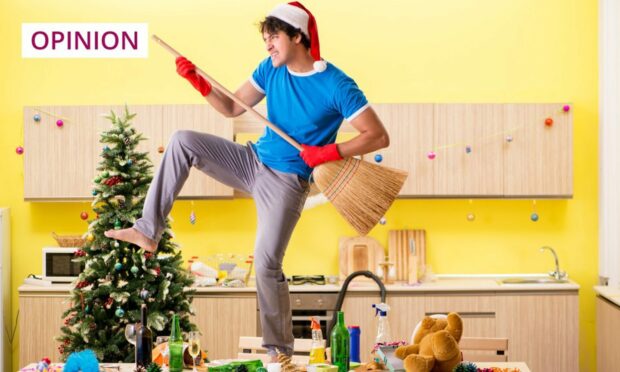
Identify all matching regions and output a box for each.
[309,317,326,364]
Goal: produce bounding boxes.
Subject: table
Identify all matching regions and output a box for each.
[20,361,530,372]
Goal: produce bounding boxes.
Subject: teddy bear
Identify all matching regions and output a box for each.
[394,312,463,372]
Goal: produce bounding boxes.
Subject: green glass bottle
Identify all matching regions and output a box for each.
[168,314,184,372]
[330,311,349,372]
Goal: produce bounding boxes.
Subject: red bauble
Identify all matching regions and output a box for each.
[80,211,89,220]
[144,252,153,260]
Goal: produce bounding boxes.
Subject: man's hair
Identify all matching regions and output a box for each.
[259,16,311,49]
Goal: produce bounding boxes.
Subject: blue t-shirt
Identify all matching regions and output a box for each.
[250,57,369,180]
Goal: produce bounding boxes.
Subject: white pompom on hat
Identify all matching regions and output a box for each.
[268,1,327,72]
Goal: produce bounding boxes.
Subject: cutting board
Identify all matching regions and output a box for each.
[388,229,426,284]
[339,236,385,281]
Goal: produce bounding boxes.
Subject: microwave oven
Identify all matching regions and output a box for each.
[42,247,84,282]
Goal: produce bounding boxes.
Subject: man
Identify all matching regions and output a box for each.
[106,1,389,359]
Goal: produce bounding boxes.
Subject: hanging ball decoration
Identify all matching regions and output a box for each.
[126,159,133,166]
[115,307,125,318]
[86,233,94,242]
[123,136,131,145]
[15,146,24,155]
[91,190,98,196]
[80,212,89,220]
[33,113,41,122]
[140,289,149,300]
[190,211,197,225]
[506,135,513,143]
[114,241,120,248]
[374,154,383,163]
[94,176,102,184]
[467,213,476,222]
[545,118,553,127]
[563,105,571,112]
[530,213,539,222]
[465,145,472,154]
[102,171,109,178]
[114,219,122,230]
[379,216,387,225]
[158,146,165,154]
[85,305,90,314]
[56,119,64,128]
[114,262,122,271]
[130,265,139,275]
[427,151,436,160]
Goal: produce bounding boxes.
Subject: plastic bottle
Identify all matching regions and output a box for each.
[309,317,326,364]
[168,314,184,372]
[372,303,392,344]
[347,325,361,363]
[330,311,349,372]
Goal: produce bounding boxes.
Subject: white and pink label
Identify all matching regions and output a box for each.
[22,23,148,58]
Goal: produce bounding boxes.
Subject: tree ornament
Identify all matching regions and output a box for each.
[158,146,165,153]
[15,146,24,155]
[131,265,139,275]
[85,305,90,313]
[530,213,539,222]
[427,151,436,160]
[114,262,122,271]
[124,136,131,145]
[465,145,472,154]
[563,104,571,112]
[114,241,120,248]
[86,233,94,242]
[115,307,125,317]
[154,267,161,276]
[379,216,387,225]
[74,249,86,257]
[114,219,122,230]
[505,135,513,143]
[102,171,109,178]
[190,211,196,225]
[56,119,64,128]
[105,297,114,309]
[374,154,383,163]
[545,118,553,127]
[80,211,89,220]
[144,252,153,260]
[127,159,133,166]
[104,175,122,186]
[467,213,476,222]
[140,289,149,300]
[94,176,102,184]
[92,190,98,196]
[33,113,41,122]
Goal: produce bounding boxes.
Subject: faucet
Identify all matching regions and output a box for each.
[540,246,567,280]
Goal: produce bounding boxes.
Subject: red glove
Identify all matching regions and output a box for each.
[175,56,212,97]
[300,143,343,168]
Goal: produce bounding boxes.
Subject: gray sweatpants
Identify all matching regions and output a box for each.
[134,130,309,356]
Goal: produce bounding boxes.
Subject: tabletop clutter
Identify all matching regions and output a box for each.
[24,306,520,372]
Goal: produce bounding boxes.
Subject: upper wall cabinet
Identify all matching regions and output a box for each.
[23,105,234,200]
[365,103,572,198]
[24,103,572,200]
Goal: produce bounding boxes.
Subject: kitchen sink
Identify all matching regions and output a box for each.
[499,277,570,284]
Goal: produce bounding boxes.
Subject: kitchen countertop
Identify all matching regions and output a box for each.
[594,285,620,307]
[19,274,579,294]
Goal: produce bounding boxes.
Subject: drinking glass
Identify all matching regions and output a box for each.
[124,323,139,346]
[188,331,201,372]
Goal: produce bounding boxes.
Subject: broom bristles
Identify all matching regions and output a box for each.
[313,158,408,235]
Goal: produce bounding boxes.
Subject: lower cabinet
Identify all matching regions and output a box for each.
[18,289,577,371]
[343,291,578,372]
[596,296,620,371]
[17,291,257,367]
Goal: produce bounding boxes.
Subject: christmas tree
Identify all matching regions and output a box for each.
[58,107,196,362]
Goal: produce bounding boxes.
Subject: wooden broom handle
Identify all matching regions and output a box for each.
[152,34,302,151]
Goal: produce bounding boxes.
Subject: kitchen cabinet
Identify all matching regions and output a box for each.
[596,295,620,371]
[17,288,256,366]
[23,105,233,200]
[343,290,578,371]
[190,294,257,359]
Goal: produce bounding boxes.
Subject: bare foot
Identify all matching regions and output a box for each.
[104,227,157,252]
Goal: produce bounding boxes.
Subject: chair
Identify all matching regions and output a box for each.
[460,337,509,362]
[238,336,317,365]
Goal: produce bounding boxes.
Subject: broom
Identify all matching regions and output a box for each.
[152,35,408,235]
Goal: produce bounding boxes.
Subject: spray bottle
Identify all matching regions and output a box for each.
[309,317,326,364]
[372,303,392,344]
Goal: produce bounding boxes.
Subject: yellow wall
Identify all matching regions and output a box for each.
[0,0,598,370]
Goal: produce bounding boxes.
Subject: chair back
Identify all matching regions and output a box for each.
[460,337,509,362]
[238,336,315,365]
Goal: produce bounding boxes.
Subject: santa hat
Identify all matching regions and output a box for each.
[268,2,327,72]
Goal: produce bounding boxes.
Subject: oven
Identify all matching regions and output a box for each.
[257,292,339,339]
